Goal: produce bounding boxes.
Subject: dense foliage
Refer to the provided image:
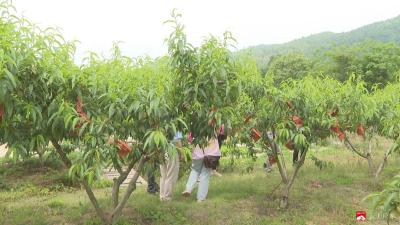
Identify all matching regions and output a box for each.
[166,10,240,146]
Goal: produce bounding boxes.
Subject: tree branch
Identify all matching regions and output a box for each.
[280,148,308,209]
[266,135,288,184]
[366,139,375,175]
[51,139,71,167]
[112,157,137,208]
[374,143,396,180]
[287,148,308,190]
[112,157,123,175]
[52,139,109,224]
[344,137,368,159]
[82,180,110,224]
[111,156,147,223]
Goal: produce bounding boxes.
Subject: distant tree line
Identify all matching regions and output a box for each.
[262,40,400,89]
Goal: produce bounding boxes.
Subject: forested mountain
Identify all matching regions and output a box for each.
[244,15,400,72]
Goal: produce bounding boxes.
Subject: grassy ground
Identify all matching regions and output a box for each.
[0,137,399,225]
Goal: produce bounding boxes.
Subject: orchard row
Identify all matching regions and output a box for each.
[0,4,399,224]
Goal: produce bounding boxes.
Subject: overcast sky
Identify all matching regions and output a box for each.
[12,0,400,62]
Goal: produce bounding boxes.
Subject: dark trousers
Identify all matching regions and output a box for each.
[147,163,159,193]
[217,134,226,149]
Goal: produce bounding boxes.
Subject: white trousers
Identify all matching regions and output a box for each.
[159,155,180,200]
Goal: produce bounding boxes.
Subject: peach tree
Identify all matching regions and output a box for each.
[0,4,182,224]
[165,10,240,146]
[255,76,341,208]
[331,77,400,180]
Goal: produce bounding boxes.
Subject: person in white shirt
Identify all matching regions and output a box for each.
[182,137,221,202]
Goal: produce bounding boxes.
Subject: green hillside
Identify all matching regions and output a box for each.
[244,15,400,72]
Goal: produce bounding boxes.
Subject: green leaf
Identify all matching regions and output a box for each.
[79,122,89,137]
[87,170,94,185]
[154,132,161,148]
[64,114,74,129]
[4,69,17,88]
[109,103,115,118]
[71,117,80,131]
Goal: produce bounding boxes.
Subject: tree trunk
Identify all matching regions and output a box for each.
[274,142,288,184]
[51,139,110,224]
[112,158,137,208]
[82,180,110,224]
[266,136,288,184]
[110,156,147,224]
[280,187,290,209]
[51,139,71,167]
[51,138,153,224]
[112,179,120,209]
[374,146,393,181]
[366,154,374,175]
[276,143,288,177]
[374,158,387,181]
[366,139,375,175]
[280,149,308,209]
